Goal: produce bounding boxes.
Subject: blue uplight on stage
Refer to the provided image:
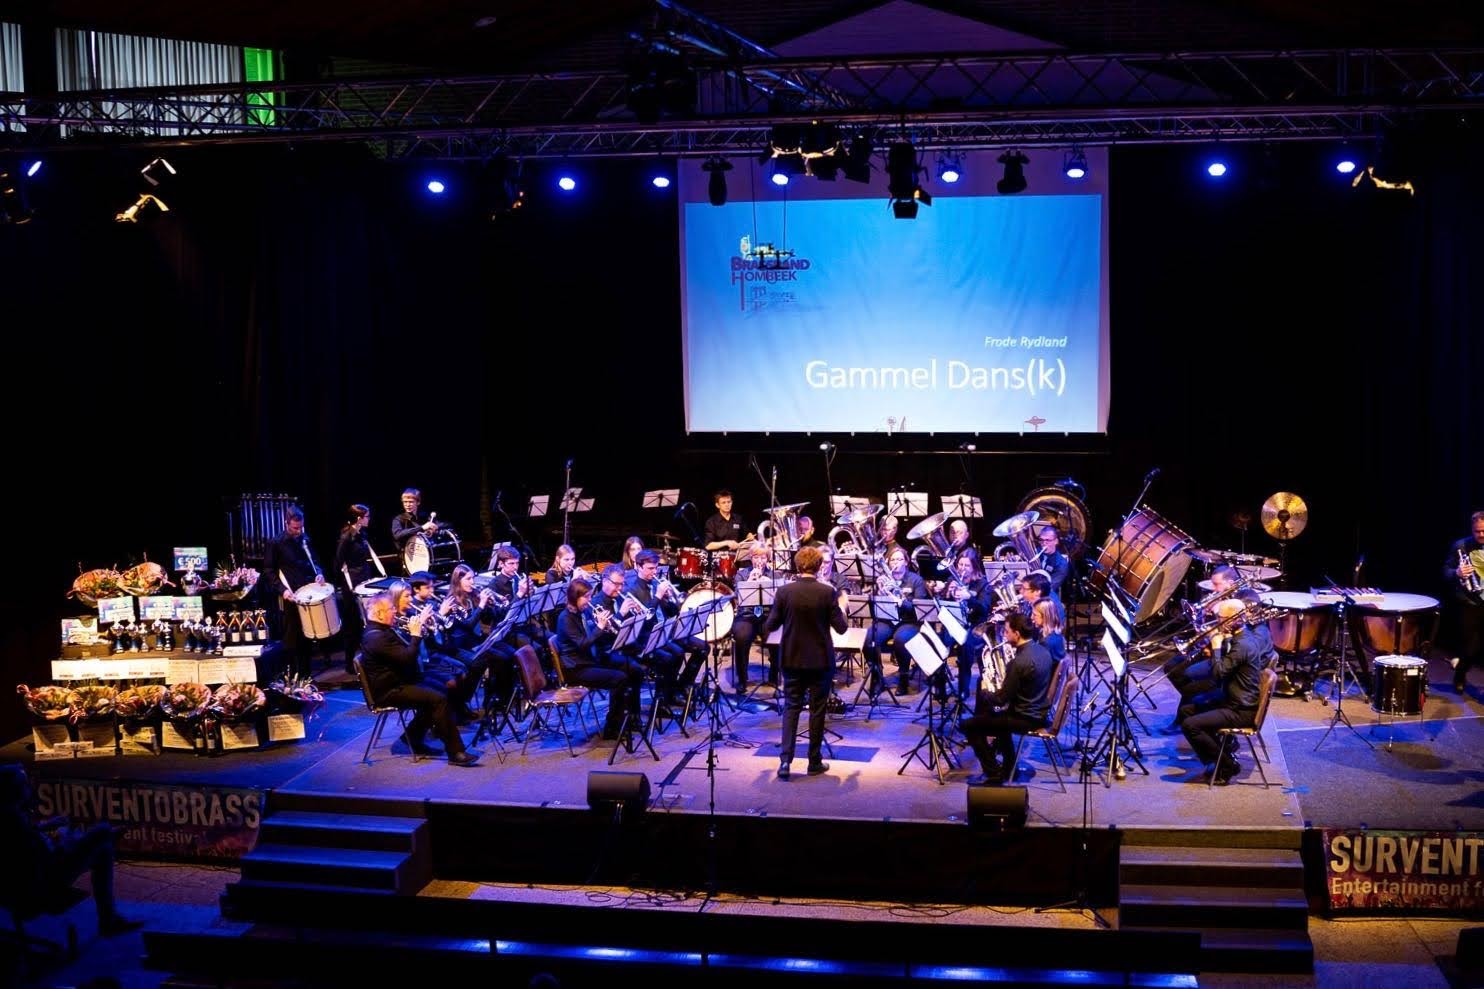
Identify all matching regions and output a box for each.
[652,175,672,189]
[426,179,446,194]
[1206,160,1228,178]
[1336,157,1357,175]
[771,172,789,186]
[25,160,41,177]
[557,175,576,191]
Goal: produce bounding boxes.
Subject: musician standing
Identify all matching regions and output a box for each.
[704,490,753,551]
[391,488,438,558]
[265,506,325,679]
[334,503,377,674]
[960,612,1054,786]
[1446,511,1484,691]
[766,546,848,779]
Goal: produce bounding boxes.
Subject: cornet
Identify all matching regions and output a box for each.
[619,592,653,622]
[1459,549,1483,598]
[588,604,614,631]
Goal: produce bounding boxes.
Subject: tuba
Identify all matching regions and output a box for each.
[828,503,883,557]
[906,511,954,570]
[991,510,1042,564]
[756,501,809,551]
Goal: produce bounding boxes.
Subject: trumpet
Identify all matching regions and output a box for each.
[1459,549,1483,598]
[619,592,653,622]
[655,577,677,602]
[588,604,614,631]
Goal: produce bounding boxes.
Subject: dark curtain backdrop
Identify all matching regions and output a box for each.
[1,136,1478,740]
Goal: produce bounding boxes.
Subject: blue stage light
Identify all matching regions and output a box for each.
[1206,160,1228,178]
[557,175,576,191]
[26,160,41,178]
[1336,158,1357,175]
[652,174,671,189]
[426,179,446,194]
[771,172,789,186]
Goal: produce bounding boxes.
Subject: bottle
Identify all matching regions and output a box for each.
[215,611,229,644]
[255,610,268,643]
[228,611,243,645]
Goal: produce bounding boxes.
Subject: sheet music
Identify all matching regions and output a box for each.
[527,496,550,518]
[906,623,950,676]
[938,601,969,645]
[829,495,875,515]
[940,495,984,519]
[643,489,681,508]
[885,491,929,517]
[1102,629,1127,678]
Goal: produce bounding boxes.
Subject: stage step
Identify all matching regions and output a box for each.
[239,843,421,892]
[1120,883,1308,929]
[264,788,429,819]
[1119,827,1302,850]
[1120,845,1304,888]
[257,810,428,853]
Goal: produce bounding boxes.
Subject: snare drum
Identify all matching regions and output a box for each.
[713,553,738,581]
[1348,593,1440,658]
[293,582,342,640]
[1371,655,1427,715]
[1260,591,1335,655]
[681,581,735,642]
[675,547,706,580]
[402,529,462,577]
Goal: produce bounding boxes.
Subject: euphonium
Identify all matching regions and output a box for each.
[980,639,1013,695]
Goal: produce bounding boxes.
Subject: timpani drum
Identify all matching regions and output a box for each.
[1371,655,1427,716]
[293,582,342,640]
[1260,591,1336,655]
[1347,593,1440,658]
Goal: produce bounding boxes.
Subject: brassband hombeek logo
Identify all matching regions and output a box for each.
[731,235,813,311]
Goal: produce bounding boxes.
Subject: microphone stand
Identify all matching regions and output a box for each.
[562,460,573,547]
[492,495,540,573]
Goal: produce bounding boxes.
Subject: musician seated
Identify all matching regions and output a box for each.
[864,547,927,696]
[555,580,643,739]
[392,487,438,554]
[732,544,783,692]
[961,612,1054,786]
[360,593,479,766]
[876,514,901,558]
[1036,527,1071,598]
[1019,570,1058,609]
[621,536,646,581]
[946,555,994,700]
[795,515,822,549]
[437,564,509,720]
[624,550,706,709]
[491,548,538,650]
[948,519,984,576]
[546,544,578,586]
[1032,599,1067,665]
[1178,593,1269,784]
[704,490,753,551]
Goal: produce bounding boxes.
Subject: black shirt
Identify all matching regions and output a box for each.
[335,528,377,588]
[392,511,427,550]
[1211,625,1267,709]
[265,530,321,598]
[360,621,423,701]
[704,512,746,546]
[765,576,847,671]
[985,638,1055,724]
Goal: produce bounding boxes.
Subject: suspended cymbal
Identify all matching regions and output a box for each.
[835,503,883,525]
[1189,548,1227,565]
[992,510,1040,539]
[1261,492,1309,541]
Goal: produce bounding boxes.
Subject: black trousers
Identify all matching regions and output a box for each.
[1181,703,1255,765]
[962,710,1044,773]
[730,617,778,687]
[567,657,643,735]
[381,681,464,754]
[865,621,919,684]
[48,823,120,922]
[276,600,314,678]
[338,590,365,670]
[779,666,831,766]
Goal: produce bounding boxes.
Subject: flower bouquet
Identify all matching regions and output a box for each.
[210,682,266,722]
[69,684,117,723]
[161,682,213,753]
[17,684,75,721]
[207,566,260,602]
[266,673,324,714]
[116,684,166,723]
[66,568,125,607]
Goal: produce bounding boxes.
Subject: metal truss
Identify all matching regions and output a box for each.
[0,48,1479,159]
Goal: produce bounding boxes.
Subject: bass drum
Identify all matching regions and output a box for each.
[1088,507,1194,624]
[1017,483,1091,559]
[402,529,461,577]
[680,580,735,643]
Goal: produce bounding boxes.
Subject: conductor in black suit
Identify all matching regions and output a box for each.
[766,545,848,779]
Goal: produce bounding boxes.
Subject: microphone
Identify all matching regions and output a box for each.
[1354,555,1365,582]
[674,501,693,518]
[1144,467,1161,483]
[772,465,778,486]
[565,458,574,470]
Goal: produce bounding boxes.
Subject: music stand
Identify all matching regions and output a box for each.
[847,594,903,713]
[1313,584,1376,752]
[898,625,959,783]
[527,496,549,518]
[643,489,680,510]
[830,495,875,515]
[1084,592,1150,787]
[941,495,984,519]
[886,491,929,518]
[733,579,783,709]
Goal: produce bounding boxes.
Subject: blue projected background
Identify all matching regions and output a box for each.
[677,152,1110,434]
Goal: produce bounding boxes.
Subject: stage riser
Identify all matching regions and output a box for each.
[214,885,1202,973]
[1119,886,1309,930]
[257,811,429,854]
[1119,847,1304,889]
[240,844,420,893]
[266,789,429,820]
[424,802,1119,906]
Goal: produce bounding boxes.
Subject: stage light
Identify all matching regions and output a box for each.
[485,157,526,220]
[426,179,446,194]
[702,156,731,206]
[841,134,873,183]
[140,157,177,188]
[25,160,41,178]
[113,194,168,224]
[651,174,671,189]
[1335,156,1357,175]
[771,171,789,187]
[1206,159,1229,178]
[996,150,1029,194]
[1063,147,1088,180]
[0,165,33,224]
[887,142,930,219]
[557,175,576,192]
[937,153,963,184]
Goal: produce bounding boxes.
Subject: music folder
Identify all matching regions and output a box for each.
[906,624,950,677]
